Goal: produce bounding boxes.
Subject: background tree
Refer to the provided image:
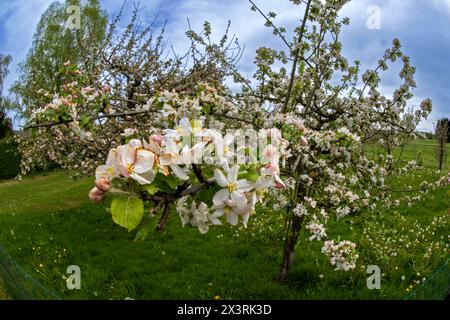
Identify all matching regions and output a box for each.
[9,0,107,120]
[435,118,448,170]
[20,5,242,175]
[0,54,12,139]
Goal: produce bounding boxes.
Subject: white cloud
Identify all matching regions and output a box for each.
[432,0,450,13]
[0,0,54,127]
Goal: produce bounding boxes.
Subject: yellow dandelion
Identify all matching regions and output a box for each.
[214,295,221,300]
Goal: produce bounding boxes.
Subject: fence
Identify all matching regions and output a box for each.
[0,245,60,300]
[404,258,450,300]
[365,140,449,170]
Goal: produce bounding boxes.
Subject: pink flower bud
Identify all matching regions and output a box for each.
[89,187,105,203]
[95,177,111,192]
[275,181,285,189]
[300,137,309,147]
[150,134,163,146]
[280,138,289,149]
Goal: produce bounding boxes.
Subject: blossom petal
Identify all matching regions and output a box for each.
[231,191,247,209]
[256,176,274,189]
[237,179,254,192]
[141,170,156,184]
[228,165,239,183]
[170,164,189,180]
[209,216,222,225]
[191,142,207,163]
[213,189,229,206]
[128,139,142,149]
[134,150,155,174]
[130,171,154,185]
[242,212,250,228]
[106,148,120,168]
[120,145,135,167]
[145,140,161,155]
[226,211,238,226]
[214,169,229,187]
[212,208,225,217]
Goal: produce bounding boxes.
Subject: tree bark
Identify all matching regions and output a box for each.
[155,201,172,232]
[277,214,303,282]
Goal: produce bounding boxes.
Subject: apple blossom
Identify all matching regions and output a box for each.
[89,187,106,203]
[117,140,156,185]
[213,165,254,209]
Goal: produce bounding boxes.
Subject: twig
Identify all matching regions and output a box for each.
[282,0,312,113]
[24,108,159,130]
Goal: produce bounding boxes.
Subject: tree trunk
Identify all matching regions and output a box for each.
[277,214,303,282]
[155,201,172,232]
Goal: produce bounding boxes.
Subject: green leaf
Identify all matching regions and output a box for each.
[143,184,158,196]
[298,61,305,76]
[244,167,259,183]
[111,196,144,232]
[153,174,175,193]
[237,170,248,179]
[165,174,181,189]
[202,104,212,115]
[134,221,154,241]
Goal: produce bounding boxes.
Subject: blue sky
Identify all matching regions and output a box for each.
[1,0,449,131]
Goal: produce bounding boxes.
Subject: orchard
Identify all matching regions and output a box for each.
[0,0,448,300]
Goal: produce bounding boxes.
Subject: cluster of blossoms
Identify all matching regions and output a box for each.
[380,169,450,210]
[321,240,359,271]
[88,116,290,233]
[305,222,327,241]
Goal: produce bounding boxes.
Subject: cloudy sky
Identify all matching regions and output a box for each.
[1,0,450,131]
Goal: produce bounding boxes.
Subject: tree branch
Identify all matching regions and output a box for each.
[282,0,312,114]
[23,108,159,130]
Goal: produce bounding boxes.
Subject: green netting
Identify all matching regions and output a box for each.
[404,258,450,300]
[0,242,448,300]
[0,245,60,300]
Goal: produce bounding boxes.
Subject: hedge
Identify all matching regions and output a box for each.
[0,138,21,179]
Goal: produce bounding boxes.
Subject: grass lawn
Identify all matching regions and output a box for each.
[0,140,449,300]
[0,278,10,300]
[365,138,450,169]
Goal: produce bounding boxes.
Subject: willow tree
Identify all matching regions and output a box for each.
[9,0,107,120]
